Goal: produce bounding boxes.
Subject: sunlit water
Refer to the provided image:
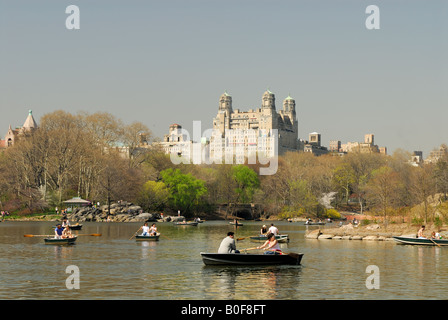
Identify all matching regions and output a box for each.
[1,220,447,299]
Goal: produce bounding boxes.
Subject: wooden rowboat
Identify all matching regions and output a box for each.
[68,224,82,230]
[393,236,448,246]
[135,233,160,241]
[44,236,77,245]
[200,252,303,266]
[250,234,289,243]
[173,221,198,226]
[305,221,325,225]
[229,222,243,226]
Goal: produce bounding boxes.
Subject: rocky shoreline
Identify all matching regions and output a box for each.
[305,223,448,241]
[63,203,194,223]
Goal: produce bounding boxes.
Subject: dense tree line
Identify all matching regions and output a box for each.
[1,110,447,224]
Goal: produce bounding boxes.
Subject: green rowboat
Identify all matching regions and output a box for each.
[44,236,77,245]
[135,233,160,241]
[250,234,289,243]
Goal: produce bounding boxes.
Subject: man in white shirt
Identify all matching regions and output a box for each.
[268,223,279,236]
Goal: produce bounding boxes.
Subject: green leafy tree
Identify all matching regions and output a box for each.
[231,165,260,203]
[160,168,207,215]
[137,180,170,211]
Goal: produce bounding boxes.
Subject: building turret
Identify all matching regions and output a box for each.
[219,91,233,113]
[262,89,275,110]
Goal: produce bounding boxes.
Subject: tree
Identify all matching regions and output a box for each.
[137,180,170,211]
[231,165,260,203]
[410,165,437,224]
[333,162,356,205]
[364,166,401,224]
[159,168,207,215]
[434,158,448,200]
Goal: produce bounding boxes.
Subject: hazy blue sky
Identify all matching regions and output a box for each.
[1,0,447,157]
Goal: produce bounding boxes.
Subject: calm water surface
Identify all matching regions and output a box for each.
[1,220,447,300]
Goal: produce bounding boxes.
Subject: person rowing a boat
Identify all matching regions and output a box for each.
[218,232,240,254]
[257,232,282,255]
[54,224,64,239]
[141,222,150,236]
[268,223,279,236]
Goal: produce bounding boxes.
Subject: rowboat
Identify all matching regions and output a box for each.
[173,221,198,226]
[305,221,325,225]
[250,234,289,243]
[393,236,448,246]
[44,236,77,245]
[200,252,303,266]
[68,224,82,230]
[135,233,160,241]
[229,222,243,226]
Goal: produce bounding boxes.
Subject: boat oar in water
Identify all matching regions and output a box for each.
[24,233,101,237]
[241,247,259,252]
[241,247,300,259]
[129,227,142,240]
[281,252,301,259]
[429,238,441,247]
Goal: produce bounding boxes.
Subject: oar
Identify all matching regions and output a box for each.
[237,236,249,241]
[281,252,301,259]
[429,238,441,247]
[129,227,142,240]
[241,247,259,252]
[24,233,101,237]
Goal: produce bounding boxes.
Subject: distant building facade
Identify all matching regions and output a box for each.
[209,90,299,163]
[303,132,329,156]
[341,134,386,155]
[425,144,448,164]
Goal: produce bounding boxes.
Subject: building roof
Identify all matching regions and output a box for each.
[22,110,37,130]
[63,197,91,205]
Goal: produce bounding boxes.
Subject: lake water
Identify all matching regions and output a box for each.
[1,220,447,300]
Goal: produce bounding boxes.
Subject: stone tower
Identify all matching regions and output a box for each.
[261,89,275,110]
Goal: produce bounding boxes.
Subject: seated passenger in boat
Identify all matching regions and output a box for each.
[257,233,282,255]
[218,232,240,254]
[260,225,268,235]
[418,225,426,239]
[62,225,73,238]
[149,223,158,236]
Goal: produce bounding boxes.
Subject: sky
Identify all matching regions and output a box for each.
[1,0,447,158]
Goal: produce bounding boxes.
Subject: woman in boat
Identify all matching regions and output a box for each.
[257,233,282,255]
[260,225,268,235]
[149,223,158,236]
[62,225,73,239]
[62,217,70,228]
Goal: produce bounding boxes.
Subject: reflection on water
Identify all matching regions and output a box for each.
[200,265,302,300]
[1,221,448,299]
